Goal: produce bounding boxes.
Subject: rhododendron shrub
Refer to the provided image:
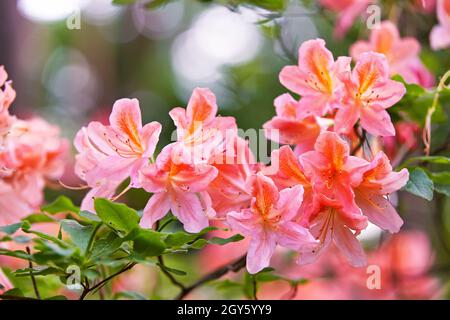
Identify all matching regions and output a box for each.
[1,0,450,301]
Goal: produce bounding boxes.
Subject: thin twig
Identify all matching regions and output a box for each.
[157,256,186,291]
[79,263,136,300]
[175,254,247,300]
[26,247,40,300]
[423,70,450,155]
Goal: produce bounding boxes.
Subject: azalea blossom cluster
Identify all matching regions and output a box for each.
[73,37,410,273]
[0,67,68,226]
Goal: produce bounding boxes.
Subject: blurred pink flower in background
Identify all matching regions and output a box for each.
[430,0,450,49]
[0,268,12,294]
[383,121,421,165]
[1,118,68,225]
[320,0,373,38]
[350,21,434,87]
[0,66,16,146]
[259,231,441,300]
[279,39,351,117]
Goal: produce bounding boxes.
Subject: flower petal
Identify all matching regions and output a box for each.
[140,192,171,229]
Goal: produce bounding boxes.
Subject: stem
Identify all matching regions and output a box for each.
[157,256,186,291]
[423,70,450,156]
[175,254,246,300]
[26,247,41,300]
[79,263,136,300]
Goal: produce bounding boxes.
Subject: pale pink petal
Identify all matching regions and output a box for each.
[171,164,218,192]
[297,95,330,117]
[85,155,135,186]
[333,218,367,267]
[430,25,450,50]
[246,231,277,274]
[186,88,218,125]
[109,98,142,132]
[334,103,360,134]
[80,182,118,212]
[355,191,403,233]
[350,41,372,60]
[370,80,406,109]
[279,66,317,96]
[378,168,409,194]
[170,190,210,233]
[246,173,279,215]
[226,209,260,236]
[140,192,171,228]
[139,163,169,193]
[169,107,188,136]
[276,185,304,222]
[360,106,395,136]
[343,155,371,186]
[140,121,161,158]
[276,221,316,251]
[274,93,299,118]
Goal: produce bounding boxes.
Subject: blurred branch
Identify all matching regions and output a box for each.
[175,254,246,300]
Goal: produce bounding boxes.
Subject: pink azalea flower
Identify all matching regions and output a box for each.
[350,21,434,87]
[300,131,370,215]
[0,118,68,223]
[226,173,316,274]
[0,66,16,147]
[279,39,351,117]
[207,136,257,217]
[0,268,12,294]
[169,88,237,164]
[263,93,322,155]
[298,204,368,267]
[430,0,450,50]
[320,0,373,39]
[335,52,406,136]
[74,98,161,211]
[263,145,318,225]
[354,151,409,233]
[139,143,218,233]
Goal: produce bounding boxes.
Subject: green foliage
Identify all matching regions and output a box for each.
[0,198,247,300]
[404,168,435,201]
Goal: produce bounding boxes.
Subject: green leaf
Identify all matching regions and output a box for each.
[94,198,140,235]
[23,213,55,224]
[405,156,450,166]
[0,222,23,235]
[90,231,124,261]
[404,168,434,201]
[129,228,166,257]
[79,210,101,222]
[42,196,79,214]
[209,234,244,245]
[61,219,95,253]
[429,171,450,196]
[157,263,187,276]
[190,238,208,249]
